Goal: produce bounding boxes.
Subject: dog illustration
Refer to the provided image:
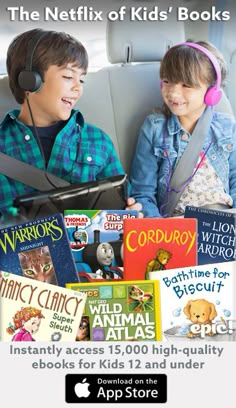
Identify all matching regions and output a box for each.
[183,299,217,338]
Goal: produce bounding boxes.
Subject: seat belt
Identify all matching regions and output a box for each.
[0,152,70,191]
[161,106,213,217]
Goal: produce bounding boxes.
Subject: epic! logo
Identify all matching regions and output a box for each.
[190,319,236,338]
[65,374,167,404]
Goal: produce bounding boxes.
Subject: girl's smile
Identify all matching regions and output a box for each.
[161,80,208,130]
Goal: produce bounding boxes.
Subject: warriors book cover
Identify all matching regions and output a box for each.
[0,213,79,287]
[64,210,137,282]
[149,261,236,341]
[123,218,197,281]
[66,280,162,341]
[184,205,236,265]
[0,271,87,341]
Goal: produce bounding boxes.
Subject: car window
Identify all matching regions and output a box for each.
[0,0,114,74]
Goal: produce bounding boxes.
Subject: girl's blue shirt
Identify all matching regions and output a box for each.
[130,111,236,217]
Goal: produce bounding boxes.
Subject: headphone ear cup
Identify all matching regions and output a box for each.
[204,86,222,106]
[18,70,43,93]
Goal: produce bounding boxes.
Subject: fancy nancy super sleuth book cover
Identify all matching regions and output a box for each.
[0,271,87,341]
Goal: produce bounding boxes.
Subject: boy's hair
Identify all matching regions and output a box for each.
[7,28,89,104]
[160,40,227,116]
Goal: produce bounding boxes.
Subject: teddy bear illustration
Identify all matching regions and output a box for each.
[145,248,172,278]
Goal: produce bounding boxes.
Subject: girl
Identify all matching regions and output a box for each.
[130,41,236,217]
[7,306,44,341]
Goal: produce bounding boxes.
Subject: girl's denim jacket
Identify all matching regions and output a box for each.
[130,111,236,217]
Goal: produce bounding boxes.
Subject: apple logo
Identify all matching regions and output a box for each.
[74,378,91,398]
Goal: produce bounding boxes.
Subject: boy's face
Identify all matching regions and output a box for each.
[161,79,208,123]
[25,63,86,126]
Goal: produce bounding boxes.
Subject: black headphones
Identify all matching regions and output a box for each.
[18,30,48,93]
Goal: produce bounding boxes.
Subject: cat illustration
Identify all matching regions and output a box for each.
[18,246,57,284]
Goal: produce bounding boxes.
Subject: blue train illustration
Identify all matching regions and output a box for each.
[75,229,124,281]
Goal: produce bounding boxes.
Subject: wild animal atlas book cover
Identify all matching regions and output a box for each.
[0,213,79,287]
[184,205,236,265]
[123,218,197,281]
[149,261,236,341]
[66,280,162,341]
[64,210,137,282]
[0,271,87,341]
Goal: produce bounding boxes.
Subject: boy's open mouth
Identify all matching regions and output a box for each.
[62,97,73,106]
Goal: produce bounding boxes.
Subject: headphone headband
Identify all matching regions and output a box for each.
[177,42,221,89]
[18,30,48,93]
[161,41,222,106]
[25,30,48,72]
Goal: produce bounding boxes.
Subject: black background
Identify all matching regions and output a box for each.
[65,373,167,403]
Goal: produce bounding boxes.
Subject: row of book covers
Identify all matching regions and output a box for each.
[0,207,235,341]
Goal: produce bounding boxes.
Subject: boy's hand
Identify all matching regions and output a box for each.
[126,197,143,218]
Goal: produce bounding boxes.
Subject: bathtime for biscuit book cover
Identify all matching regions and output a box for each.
[66,280,162,341]
[0,271,87,341]
[149,261,236,341]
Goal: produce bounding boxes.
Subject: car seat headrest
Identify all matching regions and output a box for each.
[106,13,185,63]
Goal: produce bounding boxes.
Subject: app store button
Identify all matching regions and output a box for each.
[65,373,167,403]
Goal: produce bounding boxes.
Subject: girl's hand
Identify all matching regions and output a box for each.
[126,197,143,218]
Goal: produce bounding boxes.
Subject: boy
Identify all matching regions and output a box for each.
[0,29,141,225]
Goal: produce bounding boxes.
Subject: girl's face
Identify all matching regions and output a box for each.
[24,316,42,334]
[161,79,209,122]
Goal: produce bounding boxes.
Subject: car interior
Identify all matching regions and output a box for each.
[0,0,235,176]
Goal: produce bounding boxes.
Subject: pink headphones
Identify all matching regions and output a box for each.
[160,42,222,106]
